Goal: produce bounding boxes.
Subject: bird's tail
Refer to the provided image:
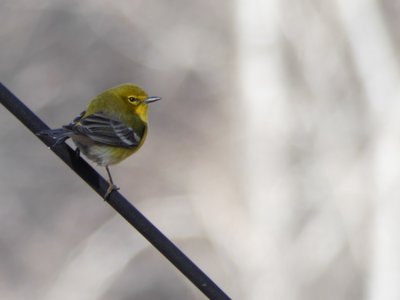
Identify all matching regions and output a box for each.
[37,127,72,146]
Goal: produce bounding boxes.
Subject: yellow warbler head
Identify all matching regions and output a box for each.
[111,83,161,121]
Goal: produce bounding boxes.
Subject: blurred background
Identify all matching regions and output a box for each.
[1,0,400,299]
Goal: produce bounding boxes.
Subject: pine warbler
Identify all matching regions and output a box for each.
[39,83,161,198]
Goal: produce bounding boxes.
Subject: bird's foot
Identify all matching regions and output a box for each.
[104,183,120,200]
[75,147,80,159]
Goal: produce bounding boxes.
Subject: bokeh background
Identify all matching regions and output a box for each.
[2,0,400,299]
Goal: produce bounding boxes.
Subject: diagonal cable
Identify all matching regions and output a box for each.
[0,82,231,300]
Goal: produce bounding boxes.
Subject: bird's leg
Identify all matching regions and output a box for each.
[75,147,80,159]
[104,166,119,199]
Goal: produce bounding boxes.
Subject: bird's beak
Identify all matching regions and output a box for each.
[145,96,161,104]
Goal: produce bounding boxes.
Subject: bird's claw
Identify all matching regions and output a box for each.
[104,183,120,200]
[75,147,81,159]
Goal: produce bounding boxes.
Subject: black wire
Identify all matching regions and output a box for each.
[0,82,231,300]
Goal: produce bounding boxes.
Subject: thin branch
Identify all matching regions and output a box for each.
[0,82,231,300]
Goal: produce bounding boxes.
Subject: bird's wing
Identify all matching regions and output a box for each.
[68,112,142,148]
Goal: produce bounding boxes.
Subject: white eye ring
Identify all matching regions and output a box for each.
[128,96,138,103]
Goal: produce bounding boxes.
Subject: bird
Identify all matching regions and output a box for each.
[38,83,161,198]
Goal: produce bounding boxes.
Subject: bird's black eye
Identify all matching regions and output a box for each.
[128,96,138,103]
